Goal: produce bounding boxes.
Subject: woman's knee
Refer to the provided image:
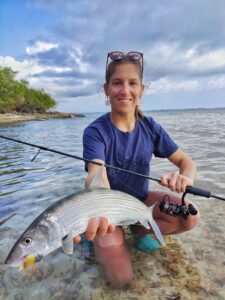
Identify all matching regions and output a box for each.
[94,226,125,248]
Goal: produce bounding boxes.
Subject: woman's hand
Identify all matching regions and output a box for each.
[73,217,116,244]
[160,172,194,193]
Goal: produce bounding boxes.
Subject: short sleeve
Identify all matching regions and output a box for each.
[152,121,178,158]
[83,126,105,170]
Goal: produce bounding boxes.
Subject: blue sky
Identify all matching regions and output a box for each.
[0,0,225,113]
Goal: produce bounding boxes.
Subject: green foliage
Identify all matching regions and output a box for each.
[0,66,56,113]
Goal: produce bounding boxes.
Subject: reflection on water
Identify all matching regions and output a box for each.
[0,109,225,299]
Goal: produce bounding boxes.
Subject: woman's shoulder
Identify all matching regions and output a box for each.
[84,113,111,140]
[140,115,160,131]
[85,113,109,130]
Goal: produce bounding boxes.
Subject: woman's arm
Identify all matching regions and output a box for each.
[85,159,110,189]
[160,149,197,193]
[73,160,115,243]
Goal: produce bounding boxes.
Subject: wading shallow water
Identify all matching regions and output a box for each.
[0,109,225,299]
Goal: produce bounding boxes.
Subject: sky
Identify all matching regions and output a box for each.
[0,0,225,113]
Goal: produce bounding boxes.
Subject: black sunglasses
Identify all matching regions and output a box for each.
[106,51,143,78]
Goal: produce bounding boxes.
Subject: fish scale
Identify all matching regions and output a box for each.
[5,188,165,267]
[49,189,149,232]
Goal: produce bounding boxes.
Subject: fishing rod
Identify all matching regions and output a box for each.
[0,134,225,205]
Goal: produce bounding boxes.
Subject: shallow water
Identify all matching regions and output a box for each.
[0,109,225,299]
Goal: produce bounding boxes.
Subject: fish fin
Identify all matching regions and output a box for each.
[48,216,62,245]
[89,165,107,189]
[147,218,165,246]
[139,219,150,229]
[62,231,74,255]
[140,206,165,246]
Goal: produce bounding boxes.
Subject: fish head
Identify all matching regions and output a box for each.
[5,223,52,268]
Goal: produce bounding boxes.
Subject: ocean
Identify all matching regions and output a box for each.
[0,109,225,299]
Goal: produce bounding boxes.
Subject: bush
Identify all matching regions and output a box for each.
[0,66,56,113]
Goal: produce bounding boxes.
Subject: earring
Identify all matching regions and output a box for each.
[138,97,142,106]
[105,96,110,106]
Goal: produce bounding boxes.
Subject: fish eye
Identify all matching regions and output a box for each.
[22,237,32,246]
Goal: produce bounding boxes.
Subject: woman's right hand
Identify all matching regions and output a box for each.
[73,217,116,244]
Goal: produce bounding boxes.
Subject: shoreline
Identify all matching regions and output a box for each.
[0,112,85,124]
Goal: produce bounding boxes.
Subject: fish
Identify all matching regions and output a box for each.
[5,172,165,269]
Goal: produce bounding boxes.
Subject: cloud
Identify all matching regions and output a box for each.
[147,78,201,95]
[26,41,58,55]
[1,39,225,106]
[145,43,225,81]
[0,40,99,99]
[0,55,44,79]
[1,0,225,111]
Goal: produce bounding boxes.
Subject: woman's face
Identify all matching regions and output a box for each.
[104,62,144,115]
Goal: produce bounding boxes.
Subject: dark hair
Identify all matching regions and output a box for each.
[105,57,144,120]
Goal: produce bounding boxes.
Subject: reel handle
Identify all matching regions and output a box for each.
[186,186,211,198]
[187,204,198,215]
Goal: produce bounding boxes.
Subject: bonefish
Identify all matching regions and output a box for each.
[5,188,164,269]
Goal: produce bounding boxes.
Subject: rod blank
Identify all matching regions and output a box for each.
[0,134,224,201]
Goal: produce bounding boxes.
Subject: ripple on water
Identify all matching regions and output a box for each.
[1,110,225,299]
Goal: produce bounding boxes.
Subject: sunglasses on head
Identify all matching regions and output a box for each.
[108,51,143,62]
[106,51,143,77]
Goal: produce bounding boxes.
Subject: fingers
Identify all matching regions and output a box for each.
[160,172,193,193]
[73,218,116,244]
[108,223,116,233]
[97,217,108,236]
[86,218,100,240]
[169,173,180,192]
[85,217,115,241]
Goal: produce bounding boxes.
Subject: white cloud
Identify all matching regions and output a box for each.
[145,42,225,80]
[147,77,201,95]
[207,76,225,90]
[29,76,95,98]
[188,48,225,71]
[26,41,58,55]
[0,56,44,78]
[0,55,72,79]
[68,47,90,73]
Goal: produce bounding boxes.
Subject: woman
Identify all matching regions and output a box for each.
[74,51,200,288]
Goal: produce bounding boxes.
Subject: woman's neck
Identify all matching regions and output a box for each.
[110,111,136,132]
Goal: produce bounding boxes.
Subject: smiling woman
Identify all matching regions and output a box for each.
[104,51,144,122]
[78,51,200,288]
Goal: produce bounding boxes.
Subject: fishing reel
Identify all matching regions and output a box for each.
[159,191,198,219]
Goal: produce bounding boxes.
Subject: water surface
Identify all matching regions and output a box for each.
[0,109,225,299]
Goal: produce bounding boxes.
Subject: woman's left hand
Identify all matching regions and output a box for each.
[160,172,193,193]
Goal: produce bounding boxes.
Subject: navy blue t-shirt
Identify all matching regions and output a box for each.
[83,113,178,201]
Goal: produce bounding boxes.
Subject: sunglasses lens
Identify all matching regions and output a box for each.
[127,52,142,61]
[109,51,123,61]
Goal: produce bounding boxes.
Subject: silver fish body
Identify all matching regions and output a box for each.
[5,188,164,267]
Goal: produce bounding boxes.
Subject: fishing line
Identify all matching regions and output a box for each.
[0,134,225,201]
